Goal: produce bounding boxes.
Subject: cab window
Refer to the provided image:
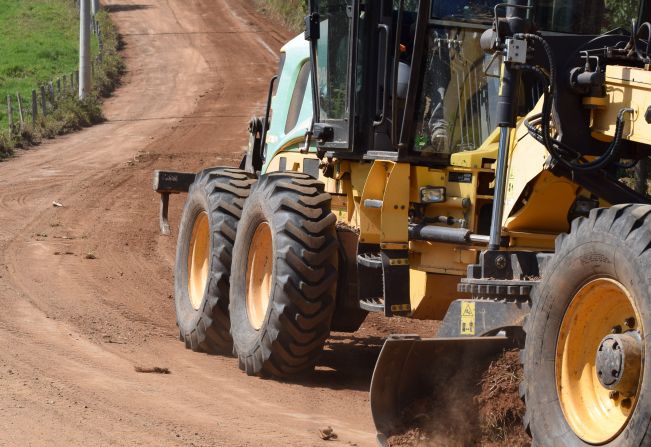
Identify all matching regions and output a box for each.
[285,63,311,134]
[317,0,351,120]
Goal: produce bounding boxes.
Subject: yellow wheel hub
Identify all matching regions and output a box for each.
[556,278,643,444]
[187,211,211,310]
[246,222,273,330]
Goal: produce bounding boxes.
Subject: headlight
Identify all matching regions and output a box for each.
[420,187,446,203]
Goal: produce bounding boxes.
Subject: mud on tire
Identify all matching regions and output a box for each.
[229,172,338,377]
[175,167,256,354]
[523,204,651,446]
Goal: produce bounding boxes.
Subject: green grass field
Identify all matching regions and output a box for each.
[0,0,91,127]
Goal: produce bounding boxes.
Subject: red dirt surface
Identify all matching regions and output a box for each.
[0,1,442,445]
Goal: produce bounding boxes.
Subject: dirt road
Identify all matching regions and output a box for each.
[0,1,437,445]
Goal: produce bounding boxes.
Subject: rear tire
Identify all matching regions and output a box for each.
[229,172,338,377]
[330,227,368,332]
[524,204,651,446]
[175,168,256,354]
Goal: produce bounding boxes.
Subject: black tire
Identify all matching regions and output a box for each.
[175,167,256,354]
[523,204,651,446]
[229,172,338,377]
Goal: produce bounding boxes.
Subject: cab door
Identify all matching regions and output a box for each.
[305,0,355,152]
[306,0,426,155]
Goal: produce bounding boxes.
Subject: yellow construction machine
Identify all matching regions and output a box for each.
[154,0,651,444]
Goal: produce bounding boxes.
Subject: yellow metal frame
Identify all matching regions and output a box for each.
[591,65,649,145]
[260,62,645,320]
[358,161,411,245]
[264,139,555,318]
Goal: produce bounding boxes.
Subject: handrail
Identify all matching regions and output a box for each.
[373,24,391,127]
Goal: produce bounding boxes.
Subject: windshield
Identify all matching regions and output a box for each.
[412,0,640,157]
[430,0,641,33]
[533,0,641,34]
[431,0,501,23]
[412,24,502,155]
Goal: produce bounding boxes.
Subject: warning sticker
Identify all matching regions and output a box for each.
[460,302,475,335]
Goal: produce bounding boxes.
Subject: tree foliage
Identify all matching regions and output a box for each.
[604,0,639,31]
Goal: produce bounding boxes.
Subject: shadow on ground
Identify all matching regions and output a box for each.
[285,334,386,392]
[105,4,152,13]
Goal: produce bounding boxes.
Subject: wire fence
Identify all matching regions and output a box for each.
[4,7,105,133]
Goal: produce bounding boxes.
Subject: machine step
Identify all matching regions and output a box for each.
[360,298,385,313]
[356,250,411,317]
[357,252,383,269]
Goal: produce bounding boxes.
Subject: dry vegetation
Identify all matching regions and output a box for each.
[253,0,306,33]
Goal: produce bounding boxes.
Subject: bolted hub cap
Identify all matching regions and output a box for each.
[596,332,642,397]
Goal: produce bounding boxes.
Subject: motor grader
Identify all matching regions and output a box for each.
[154,0,651,444]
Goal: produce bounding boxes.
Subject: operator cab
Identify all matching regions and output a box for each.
[307,0,643,165]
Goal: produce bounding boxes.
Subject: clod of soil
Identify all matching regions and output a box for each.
[134,366,170,374]
[386,350,530,447]
[319,426,338,441]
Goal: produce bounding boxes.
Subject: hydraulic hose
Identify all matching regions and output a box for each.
[516,33,635,172]
[635,21,651,62]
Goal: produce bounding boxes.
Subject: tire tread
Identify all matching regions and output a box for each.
[176,167,256,355]
[230,173,338,378]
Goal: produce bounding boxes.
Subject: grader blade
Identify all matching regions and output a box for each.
[370,335,512,445]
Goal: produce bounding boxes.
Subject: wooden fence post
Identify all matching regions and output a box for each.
[48,81,55,103]
[40,85,47,116]
[7,95,14,130]
[16,93,24,126]
[57,78,61,96]
[31,89,38,121]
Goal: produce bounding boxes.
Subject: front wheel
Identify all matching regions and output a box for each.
[524,204,651,446]
[229,172,338,377]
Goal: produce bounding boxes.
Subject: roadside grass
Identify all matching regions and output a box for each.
[0,0,82,127]
[0,1,123,156]
[253,0,307,33]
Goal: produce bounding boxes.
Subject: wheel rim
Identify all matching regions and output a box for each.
[246,222,273,330]
[556,278,644,444]
[187,211,210,310]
